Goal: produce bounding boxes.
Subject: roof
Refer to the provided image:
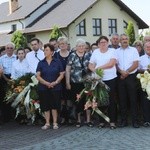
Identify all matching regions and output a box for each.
[24,0,149,33]
[0,33,12,46]
[0,0,149,36]
[0,0,47,23]
[113,0,149,29]
[24,0,97,33]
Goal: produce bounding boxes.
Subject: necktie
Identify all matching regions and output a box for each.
[35,52,40,61]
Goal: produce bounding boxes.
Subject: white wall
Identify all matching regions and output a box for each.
[68,0,139,47]
[0,19,25,33]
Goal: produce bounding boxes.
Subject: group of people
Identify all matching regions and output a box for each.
[0,33,150,130]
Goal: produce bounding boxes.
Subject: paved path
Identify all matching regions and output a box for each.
[0,122,150,150]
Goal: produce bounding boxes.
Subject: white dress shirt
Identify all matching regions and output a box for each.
[89,48,117,81]
[11,58,30,80]
[139,54,150,70]
[116,46,140,74]
[26,49,44,74]
[0,54,16,75]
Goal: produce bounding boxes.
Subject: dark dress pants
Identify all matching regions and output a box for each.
[118,74,138,123]
[140,91,150,122]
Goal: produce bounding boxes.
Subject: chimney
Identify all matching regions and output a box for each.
[9,0,19,14]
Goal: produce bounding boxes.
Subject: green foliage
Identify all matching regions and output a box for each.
[125,21,135,45]
[137,34,144,42]
[11,31,27,49]
[49,25,62,39]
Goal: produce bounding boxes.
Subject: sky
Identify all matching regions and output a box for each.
[0,0,149,25]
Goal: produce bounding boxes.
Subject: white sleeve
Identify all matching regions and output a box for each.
[11,63,16,79]
[89,51,96,64]
[133,47,140,61]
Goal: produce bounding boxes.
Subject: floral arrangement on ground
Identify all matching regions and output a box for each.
[5,73,41,123]
[76,69,110,122]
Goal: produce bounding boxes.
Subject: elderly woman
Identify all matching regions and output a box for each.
[66,38,93,127]
[36,43,64,130]
[133,40,144,56]
[89,36,117,129]
[11,48,30,80]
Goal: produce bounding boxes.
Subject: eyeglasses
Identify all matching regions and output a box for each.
[6,47,13,49]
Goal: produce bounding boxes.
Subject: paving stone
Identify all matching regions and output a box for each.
[0,122,150,150]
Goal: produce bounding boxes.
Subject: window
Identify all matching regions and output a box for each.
[123,20,128,30]
[76,19,86,36]
[108,19,117,36]
[11,24,17,32]
[92,18,101,36]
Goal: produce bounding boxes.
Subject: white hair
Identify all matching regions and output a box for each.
[76,38,86,46]
[5,42,15,49]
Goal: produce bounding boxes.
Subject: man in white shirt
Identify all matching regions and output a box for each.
[138,42,150,127]
[26,38,44,74]
[0,43,16,123]
[116,34,140,128]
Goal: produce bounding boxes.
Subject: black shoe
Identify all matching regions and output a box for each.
[87,122,94,127]
[143,122,150,127]
[98,123,105,128]
[132,123,140,128]
[118,121,128,128]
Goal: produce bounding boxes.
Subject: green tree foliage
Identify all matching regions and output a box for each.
[125,21,135,45]
[49,25,62,39]
[11,31,27,49]
[137,34,144,42]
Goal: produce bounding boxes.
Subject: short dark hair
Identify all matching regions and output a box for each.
[24,46,32,52]
[97,36,109,43]
[16,47,25,54]
[30,37,40,44]
[44,43,55,52]
[49,38,57,43]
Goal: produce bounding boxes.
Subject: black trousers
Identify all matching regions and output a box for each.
[0,75,12,122]
[99,78,117,123]
[140,91,150,122]
[118,73,138,123]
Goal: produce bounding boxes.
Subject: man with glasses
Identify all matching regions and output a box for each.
[26,38,44,74]
[0,43,16,123]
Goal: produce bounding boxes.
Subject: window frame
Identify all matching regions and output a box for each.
[123,20,128,30]
[11,24,17,32]
[76,19,86,36]
[92,18,102,36]
[108,19,117,36]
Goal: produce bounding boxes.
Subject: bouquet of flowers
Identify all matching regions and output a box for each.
[5,73,41,123]
[76,69,110,122]
[137,70,150,100]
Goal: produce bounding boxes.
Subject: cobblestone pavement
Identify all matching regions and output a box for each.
[0,122,150,150]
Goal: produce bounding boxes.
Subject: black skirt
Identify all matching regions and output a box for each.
[38,89,61,112]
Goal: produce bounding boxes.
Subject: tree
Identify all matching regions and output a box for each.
[49,25,62,40]
[11,31,27,49]
[125,21,135,45]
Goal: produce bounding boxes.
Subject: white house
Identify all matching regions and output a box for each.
[0,0,149,47]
